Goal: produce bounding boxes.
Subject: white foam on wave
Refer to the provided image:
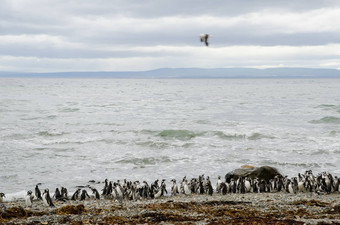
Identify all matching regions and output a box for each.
[2,190,26,202]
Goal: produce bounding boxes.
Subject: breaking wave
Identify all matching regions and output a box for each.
[309,116,340,124]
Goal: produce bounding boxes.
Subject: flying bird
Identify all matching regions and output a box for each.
[200,34,210,46]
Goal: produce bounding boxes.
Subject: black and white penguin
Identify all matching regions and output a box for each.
[230,178,237,193]
[154,180,167,199]
[80,190,90,201]
[200,34,210,46]
[141,181,151,199]
[102,179,109,196]
[244,177,252,193]
[237,177,246,194]
[61,187,68,199]
[54,188,62,200]
[71,189,81,201]
[183,180,191,195]
[259,180,267,193]
[216,176,222,193]
[220,182,228,195]
[334,176,339,192]
[298,173,306,192]
[198,177,205,194]
[276,176,284,192]
[285,179,294,194]
[171,179,179,196]
[35,184,42,200]
[0,193,5,203]
[42,189,54,207]
[206,178,213,196]
[25,190,34,207]
[115,182,124,201]
[90,187,100,200]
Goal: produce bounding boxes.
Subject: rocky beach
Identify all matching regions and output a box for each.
[1,191,339,224]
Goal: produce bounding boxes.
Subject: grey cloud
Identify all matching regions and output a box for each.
[1,0,340,72]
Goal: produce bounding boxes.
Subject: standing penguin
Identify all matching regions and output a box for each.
[237,177,246,194]
[171,179,179,196]
[244,177,252,193]
[154,180,167,199]
[25,190,34,207]
[102,179,109,196]
[206,179,213,196]
[220,182,228,195]
[0,193,5,203]
[61,187,68,199]
[80,190,90,201]
[183,180,191,195]
[90,187,100,200]
[42,189,54,207]
[259,180,267,193]
[54,188,62,200]
[216,176,222,193]
[35,185,42,200]
[71,189,81,201]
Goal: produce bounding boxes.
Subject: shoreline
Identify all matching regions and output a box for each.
[1,192,339,224]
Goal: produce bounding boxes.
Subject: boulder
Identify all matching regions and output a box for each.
[225,166,282,182]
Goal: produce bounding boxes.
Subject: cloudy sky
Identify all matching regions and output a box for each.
[1,0,340,72]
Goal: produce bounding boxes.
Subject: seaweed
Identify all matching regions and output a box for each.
[56,204,86,215]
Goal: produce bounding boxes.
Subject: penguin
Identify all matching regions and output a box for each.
[115,182,124,201]
[90,187,100,200]
[298,173,306,192]
[161,179,167,195]
[216,176,222,193]
[198,178,205,194]
[259,180,266,193]
[276,177,284,192]
[244,177,252,193]
[71,189,81,201]
[286,179,294,194]
[206,179,213,196]
[154,180,167,199]
[54,188,62,200]
[80,190,90,201]
[42,189,54,207]
[0,193,5,203]
[35,184,42,200]
[141,181,150,199]
[102,179,109,196]
[334,176,339,192]
[171,179,179,196]
[183,180,191,195]
[237,177,246,194]
[25,190,34,207]
[191,178,198,194]
[107,181,113,195]
[0,203,5,213]
[200,34,210,46]
[230,178,237,193]
[220,182,228,195]
[252,178,259,193]
[61,187,68,199]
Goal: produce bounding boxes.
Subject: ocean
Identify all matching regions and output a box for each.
[0,78,339,198]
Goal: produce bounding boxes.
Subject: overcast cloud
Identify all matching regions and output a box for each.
[1,0,340,72]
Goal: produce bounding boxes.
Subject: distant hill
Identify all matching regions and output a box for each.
[1,68,340,78]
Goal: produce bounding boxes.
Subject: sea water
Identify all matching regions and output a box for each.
[0,78,339,198]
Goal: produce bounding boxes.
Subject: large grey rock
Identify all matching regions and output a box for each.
[225,166,282,182]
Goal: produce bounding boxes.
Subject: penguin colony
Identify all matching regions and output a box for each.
[1,170,339,208]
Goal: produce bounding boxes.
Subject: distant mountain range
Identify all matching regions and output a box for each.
[1,68,340,78]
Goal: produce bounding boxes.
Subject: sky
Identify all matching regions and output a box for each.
[1,0,340,73]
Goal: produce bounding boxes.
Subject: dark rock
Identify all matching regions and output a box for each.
[225,166,282,182]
